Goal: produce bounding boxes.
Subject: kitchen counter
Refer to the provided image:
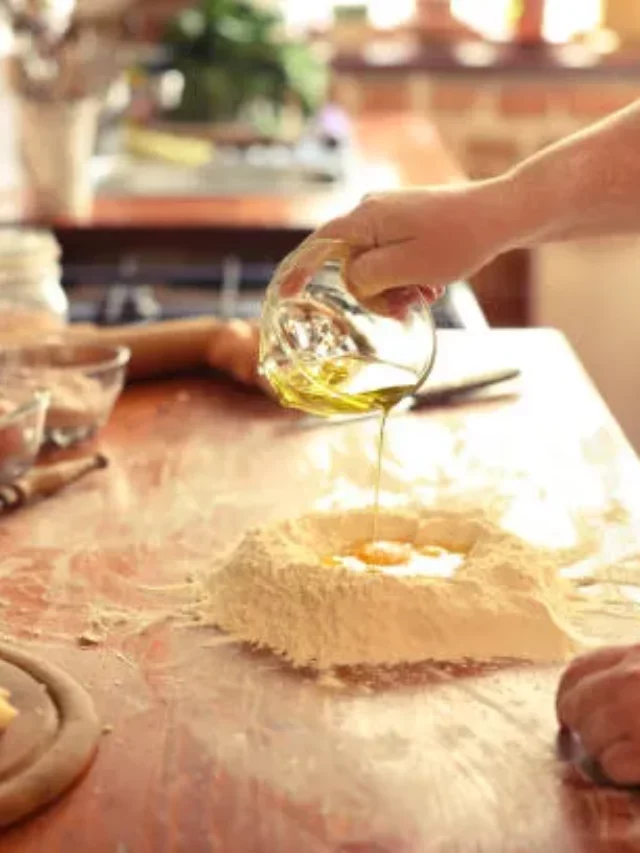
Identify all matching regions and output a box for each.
[30,112,528,326]
[44,113,462,262]
[1,328,639,851]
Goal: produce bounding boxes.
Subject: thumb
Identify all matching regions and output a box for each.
[347,238,427,300]
[312,211,375,250]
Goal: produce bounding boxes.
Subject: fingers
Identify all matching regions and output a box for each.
[312,202,433,305]
[316,191,423,247]
[578,705,627,756]
[347,240,417,299]
[275,230,447,315]
[313,210,377,250]
[557,664,636,731]
[364,285,442,322]
[346,240,451,303]
[599,740,640,786]
[556,645,640,788]
[283,189,453,309]
[421,285,446,303]
[556,645,630,721]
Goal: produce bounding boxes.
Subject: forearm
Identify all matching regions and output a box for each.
[496,99,640,249]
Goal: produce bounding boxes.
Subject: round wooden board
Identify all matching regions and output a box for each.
[0,643,101,829]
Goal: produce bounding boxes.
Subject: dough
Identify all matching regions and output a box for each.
[206,508,582,669]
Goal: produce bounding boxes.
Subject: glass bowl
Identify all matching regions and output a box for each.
[0,388,49,484]
[0,343,130,448]
[259,238,437,417]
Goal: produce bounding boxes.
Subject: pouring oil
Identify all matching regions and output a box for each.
[263,353,417,538]
[262,354,417,418]
[371,407,389,541]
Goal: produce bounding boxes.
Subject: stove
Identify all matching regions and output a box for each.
[64,259,487,331]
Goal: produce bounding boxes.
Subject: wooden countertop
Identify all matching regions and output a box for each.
[52,114,463,235]
[1,328,640,851]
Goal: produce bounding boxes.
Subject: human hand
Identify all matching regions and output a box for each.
[311,180,513,313]
[556,644,640,786]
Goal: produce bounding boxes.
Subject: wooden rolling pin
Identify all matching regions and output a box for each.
[64,317,225,380]
[0,454,108,513]
[1,317,262,384]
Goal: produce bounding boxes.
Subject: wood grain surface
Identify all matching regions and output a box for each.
[0,329,639,851]
[0,661,57,784]
[0,644,101,829]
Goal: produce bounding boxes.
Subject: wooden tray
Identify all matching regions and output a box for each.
[0,643,100,828]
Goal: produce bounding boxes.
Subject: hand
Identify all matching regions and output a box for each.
[557,644,640,786]
[206,320,267,391]
[312,180,513,311]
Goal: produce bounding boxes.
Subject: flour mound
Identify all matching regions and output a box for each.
[206,508,581,669]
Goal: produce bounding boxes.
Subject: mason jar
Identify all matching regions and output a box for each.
[0,228,68,340]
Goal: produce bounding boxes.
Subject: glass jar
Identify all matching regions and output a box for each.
[0,228,68,339]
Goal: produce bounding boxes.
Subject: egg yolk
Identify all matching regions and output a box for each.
[323,540,465,578]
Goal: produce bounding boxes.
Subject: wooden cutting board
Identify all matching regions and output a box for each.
[0,643,100,828]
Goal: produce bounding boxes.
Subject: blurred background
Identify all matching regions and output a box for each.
[0,0,640,446]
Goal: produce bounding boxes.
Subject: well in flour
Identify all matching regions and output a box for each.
[206,508,584,669]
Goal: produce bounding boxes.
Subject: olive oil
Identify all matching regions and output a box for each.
[259,245,437,563]
[372,408,388,541]
[262,353,417,541]
[262,354,418,418]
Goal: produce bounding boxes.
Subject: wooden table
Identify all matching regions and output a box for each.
[2,328,638,851]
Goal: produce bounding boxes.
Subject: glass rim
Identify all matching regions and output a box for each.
[0,388,50,430]
[0,343,131,376]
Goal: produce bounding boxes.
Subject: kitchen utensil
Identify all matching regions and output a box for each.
[0,343,130,447]
[61,316,224,380]
[258,238,437,417]
[3,0,130,217]
[0,452,107,512]
[0,388,49,484]
[18,97,101,218]
[0,641,100,829]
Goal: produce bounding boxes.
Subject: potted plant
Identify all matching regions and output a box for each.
[162,0,327,134]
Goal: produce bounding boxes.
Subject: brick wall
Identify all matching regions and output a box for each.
[332,72,640,178]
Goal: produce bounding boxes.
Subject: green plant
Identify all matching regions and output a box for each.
[164,0,327,124]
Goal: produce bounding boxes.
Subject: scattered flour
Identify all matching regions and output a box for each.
[206,508,584,669]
